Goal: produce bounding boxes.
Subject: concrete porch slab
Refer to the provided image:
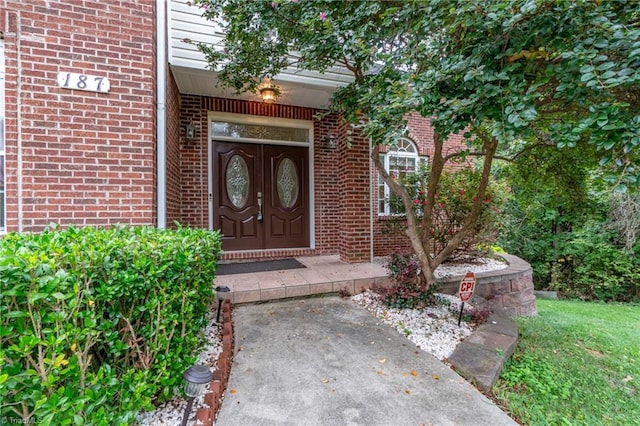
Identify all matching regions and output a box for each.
[214,255,388,304]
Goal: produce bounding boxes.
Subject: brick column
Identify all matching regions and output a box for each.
[337,126,372,262]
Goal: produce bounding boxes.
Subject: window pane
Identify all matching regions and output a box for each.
[277,157,299,208]
[212,121,309,143]
[225,155,250,209]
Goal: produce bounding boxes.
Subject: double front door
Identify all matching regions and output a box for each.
[213,142,309,251]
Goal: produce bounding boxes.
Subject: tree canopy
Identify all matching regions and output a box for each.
[194,0,640,283]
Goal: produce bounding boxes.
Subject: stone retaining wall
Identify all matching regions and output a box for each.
[438,254,537,317]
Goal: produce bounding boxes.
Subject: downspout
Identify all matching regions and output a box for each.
[156,0,167,229]
[16,13,23,232]
[369,138,374,261]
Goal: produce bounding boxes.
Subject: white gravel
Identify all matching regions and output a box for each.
[353,257,508,361]
[352,291,476,361]
[138,257,507,424]
[432,257,507,279]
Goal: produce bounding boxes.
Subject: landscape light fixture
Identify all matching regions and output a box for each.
[181,364,213,426]
[215,285,231,323]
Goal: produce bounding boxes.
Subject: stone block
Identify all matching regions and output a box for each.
[333,280,355,294]
[309,281,334,294]
[354,278,373,294]
[448,342,503,392]
[516,301,538,317]
[260,287,286,300]
[286,284,310,298]
[510,277,533,292]
[481,311,519,338]
[233,290,261,304]
[465,330,518,359]
[502,288,535,308]
[534,290,558,300]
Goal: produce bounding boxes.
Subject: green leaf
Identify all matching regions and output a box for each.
[594,39,609,49]
[51,292,66,300]
[4,310,28,318]
[613,184,627,193]
[598,156,611,166]
[580,72,595,83]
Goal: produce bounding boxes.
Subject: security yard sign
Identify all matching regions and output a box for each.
[457,271,476,326]
[459,271,476,302]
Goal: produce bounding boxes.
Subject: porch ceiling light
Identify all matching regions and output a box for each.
[259,86,278,104]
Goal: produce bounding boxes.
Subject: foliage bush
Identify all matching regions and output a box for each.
[550,224,640,302]
[380,249,439,309]
[499,187,640,302]
[0,225,222,425]
[387,164,506,261]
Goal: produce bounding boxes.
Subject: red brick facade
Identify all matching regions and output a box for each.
[0,1,466,263]
[0,1,157,232]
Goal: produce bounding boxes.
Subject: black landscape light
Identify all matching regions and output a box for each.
[215,285,231,324]
[181,364,213,426]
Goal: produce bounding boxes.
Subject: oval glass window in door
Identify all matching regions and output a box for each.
[277,158,299,208]
[226,155,249,208]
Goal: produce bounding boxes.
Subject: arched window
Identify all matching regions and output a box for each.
[378,138,427,215]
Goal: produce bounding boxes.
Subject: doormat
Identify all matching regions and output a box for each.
[216,258,306,276]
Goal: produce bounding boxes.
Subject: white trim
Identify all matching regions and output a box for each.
[0,40,5,233]
[206,112,315,249]
[156,0,167,229]
[378,138,426,216]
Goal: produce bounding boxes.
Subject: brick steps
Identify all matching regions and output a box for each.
[196,300,233,426]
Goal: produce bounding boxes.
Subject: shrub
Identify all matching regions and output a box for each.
[0,225,222,424]
[380,249,439,309]
[387,164,506,261]
[550,224,640,302]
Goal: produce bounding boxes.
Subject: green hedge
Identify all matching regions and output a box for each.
[0,225,222,425]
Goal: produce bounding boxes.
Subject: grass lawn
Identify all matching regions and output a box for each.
[493,299,640,425]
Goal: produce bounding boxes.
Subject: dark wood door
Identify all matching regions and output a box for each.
[213,142,309,251]
[264,145,309,249]
[213,142,263,250]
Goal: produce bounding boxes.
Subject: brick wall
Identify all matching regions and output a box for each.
[313,112,341,254]
[338,124,372,262]
[0,1,156,232]
[179,94,207,228]
[165,67,181,227]
[175,96,472,261]
[178,96,365,258]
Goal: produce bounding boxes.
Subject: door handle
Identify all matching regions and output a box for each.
[257,192,263,222]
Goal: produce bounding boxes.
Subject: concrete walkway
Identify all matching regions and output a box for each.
[215,296,517,426]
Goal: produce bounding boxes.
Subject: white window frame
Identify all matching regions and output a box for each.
[378,137,427,216]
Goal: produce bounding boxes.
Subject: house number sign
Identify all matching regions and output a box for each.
[57,72,110,93]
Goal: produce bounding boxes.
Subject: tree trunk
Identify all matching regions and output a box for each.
[371,128,499,288]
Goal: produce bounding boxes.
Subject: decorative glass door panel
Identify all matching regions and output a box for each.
[213,142,309,251]
[213,143,262,250]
